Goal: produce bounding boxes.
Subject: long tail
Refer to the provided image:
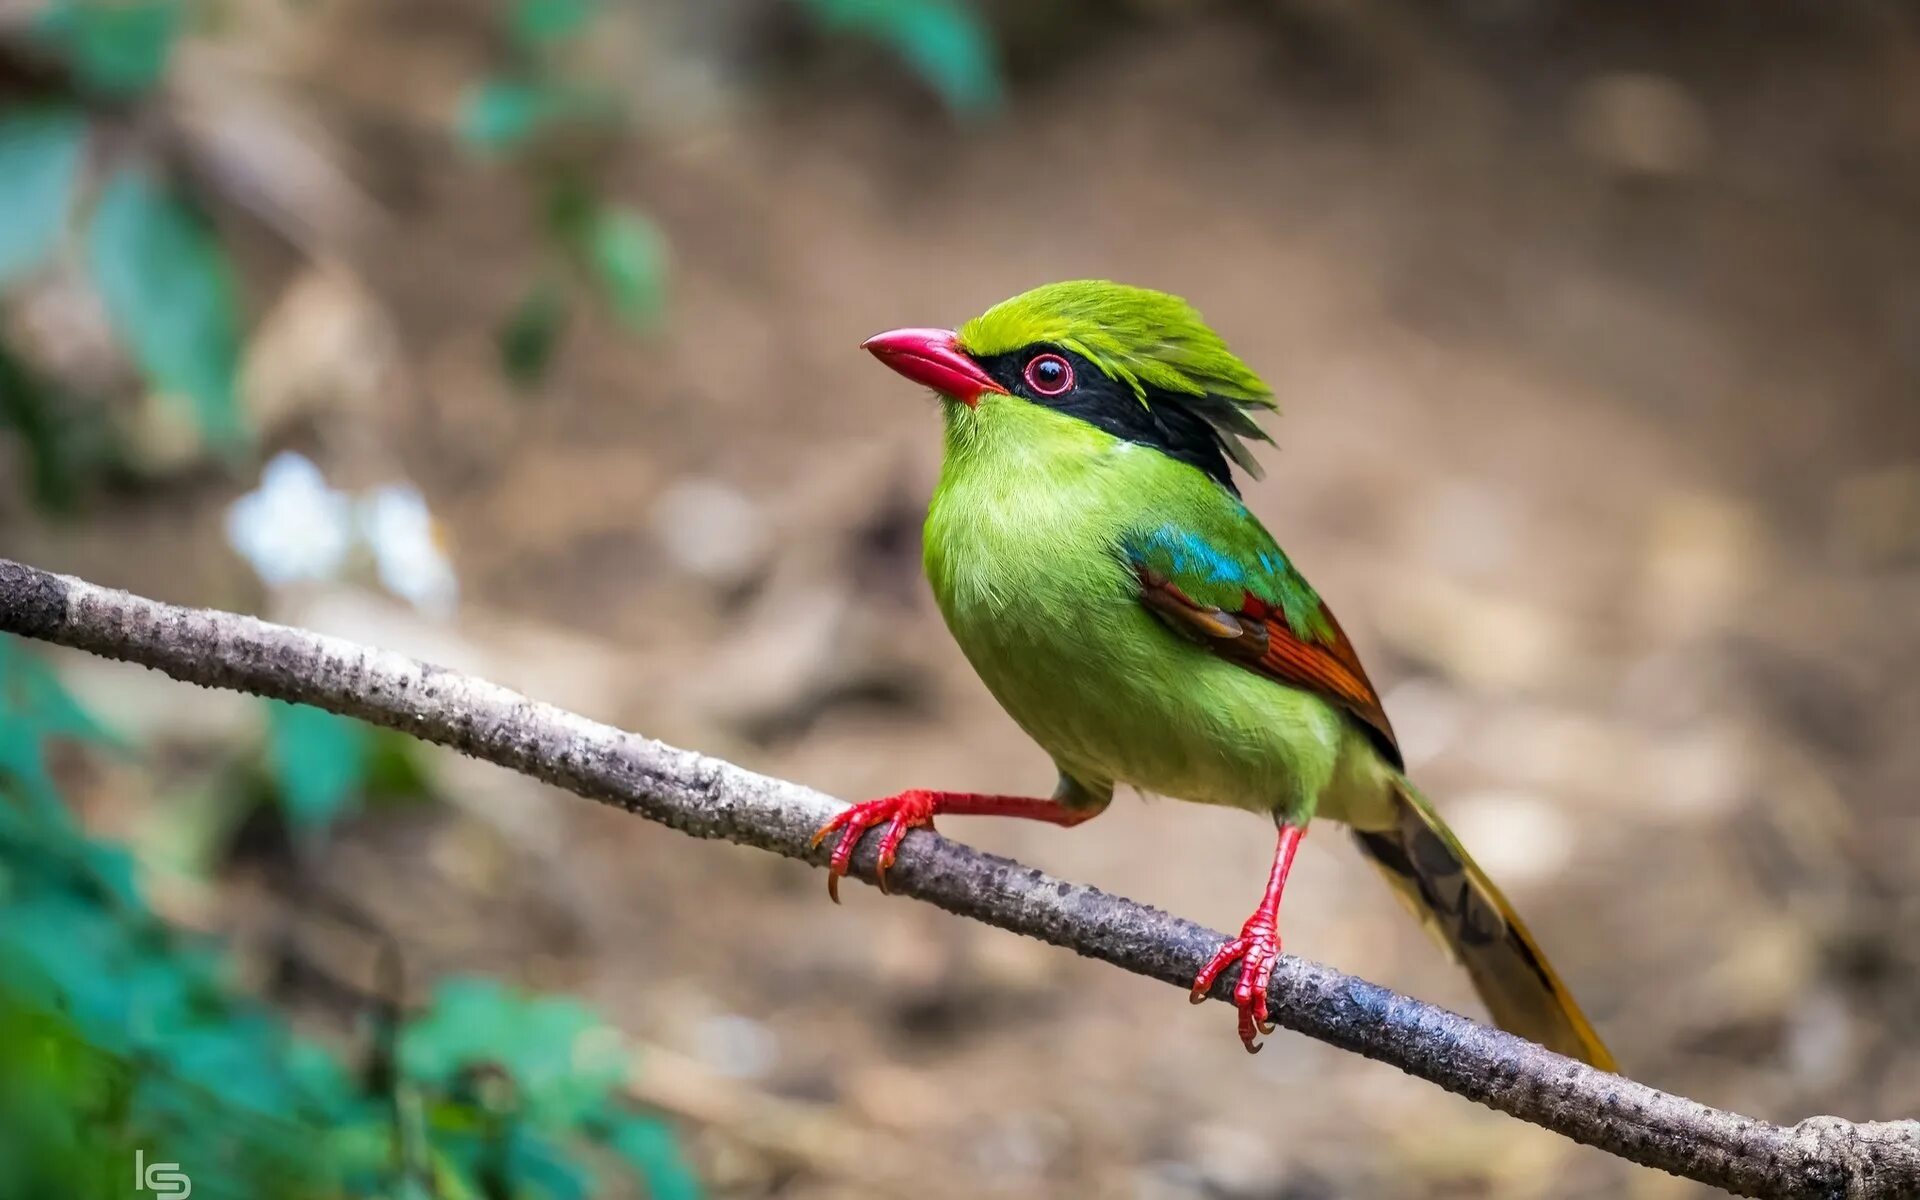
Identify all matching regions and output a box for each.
[1351,776,1617,1071]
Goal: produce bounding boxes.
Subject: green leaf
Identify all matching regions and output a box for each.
[0,636,120,748]
[0,636,121,818]
[86,169,246,448]
[402,978,625,1126]
[507,1128,594,1200]
[263,700,369,829]
[511,0,598,47]
[0,742,63,817]
[0,649,698,1200]
[581,205,665,330]
[36,0,182,97]
[78,841,139,909]
[361,729,437,807]
[402,978,514,1083]
[0,896,151,1047]
[0,337,119,513]
[889,2,1002,115]
[497,280,570,388]
[800,0,1002,116]
[604,1115,701,1200]
[0,107,87,285]
[283,1038,357,1117]
[457,80,547,153]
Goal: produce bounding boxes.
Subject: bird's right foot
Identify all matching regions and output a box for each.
[1189,913,1282,1052]
[1188,822,1305,1053]
[809,789,940,903]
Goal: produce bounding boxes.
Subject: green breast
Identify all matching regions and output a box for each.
[922,399,1346,813]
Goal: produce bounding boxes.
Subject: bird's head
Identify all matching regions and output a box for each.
[862,280,1277,491]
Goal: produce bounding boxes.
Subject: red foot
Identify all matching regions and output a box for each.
[1190,822,1304,1053]
[1190,914,1282,1052]
[810,789,1098,902]
[809,789,938,902]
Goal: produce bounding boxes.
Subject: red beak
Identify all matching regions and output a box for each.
[861,327,1008,408]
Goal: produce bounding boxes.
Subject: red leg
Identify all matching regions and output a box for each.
[810,789,1098,902]
[1190,823,1304,1053]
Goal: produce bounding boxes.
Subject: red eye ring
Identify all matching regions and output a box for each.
[1024,353,1074,397]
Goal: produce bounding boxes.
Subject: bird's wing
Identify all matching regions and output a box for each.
[1123,513,1400,767]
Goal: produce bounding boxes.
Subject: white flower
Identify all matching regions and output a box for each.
[226,455,460,619]
[360,484,459,617]
[224,452,354,586]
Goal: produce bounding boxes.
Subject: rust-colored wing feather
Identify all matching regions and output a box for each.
[1135,565,1401,768]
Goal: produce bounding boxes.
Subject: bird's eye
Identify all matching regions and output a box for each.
[1023,353,1074,397]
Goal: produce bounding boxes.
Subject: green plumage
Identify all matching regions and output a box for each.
[927,392,1382,821]
[936,281,1364,819]
[907,280,1613,1069]
[1126,519,1332,643]
[960,281,1278,476]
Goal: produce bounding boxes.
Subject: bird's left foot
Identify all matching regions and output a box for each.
[809,789,939,902]
[1189,912,1282,1053]
[1189,822,1304,1053]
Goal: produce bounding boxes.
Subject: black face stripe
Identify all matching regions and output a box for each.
[974,344,1242,494]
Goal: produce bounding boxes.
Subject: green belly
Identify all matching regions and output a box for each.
[932,530,1350,818]
[921,410,1390,828]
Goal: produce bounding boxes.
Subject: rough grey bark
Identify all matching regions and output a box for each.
[1,556,1915,1199]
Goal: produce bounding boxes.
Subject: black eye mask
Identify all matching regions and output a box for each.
[974,344,1245,495]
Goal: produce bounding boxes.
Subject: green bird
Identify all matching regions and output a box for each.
[814,280,1614,1067]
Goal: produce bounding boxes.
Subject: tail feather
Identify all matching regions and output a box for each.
[1352,777,1617,1071]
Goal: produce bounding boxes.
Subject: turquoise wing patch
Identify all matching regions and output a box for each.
[1123,518,1330,644]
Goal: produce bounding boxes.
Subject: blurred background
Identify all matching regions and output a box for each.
[3,1,1919,1196]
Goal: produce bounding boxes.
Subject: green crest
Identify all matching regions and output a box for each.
[957,280,1277,475]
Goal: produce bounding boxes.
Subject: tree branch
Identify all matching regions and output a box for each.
[2,557,1914,1199]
